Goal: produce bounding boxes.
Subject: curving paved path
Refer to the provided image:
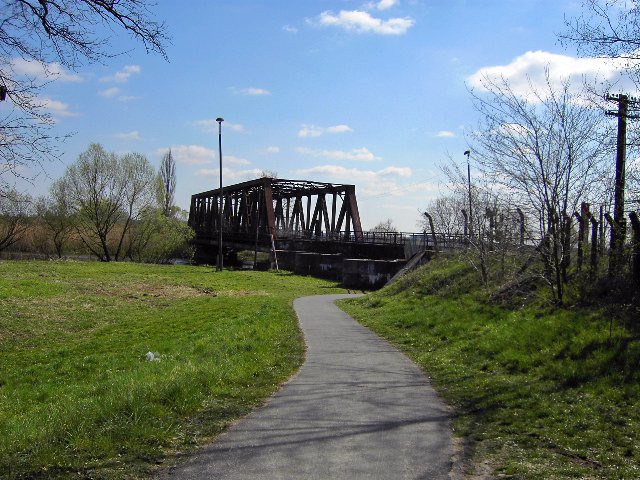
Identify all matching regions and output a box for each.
[164,294,454,479]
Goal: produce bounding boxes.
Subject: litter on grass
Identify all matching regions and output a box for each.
[145,351,161,362]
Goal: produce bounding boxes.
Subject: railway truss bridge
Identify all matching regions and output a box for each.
[187,178,470,286]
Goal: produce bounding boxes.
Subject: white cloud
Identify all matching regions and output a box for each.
[230,87,271,96]
[115,131,141,141]
[366,0,399,10]
[326,124,354,134]
[266,146,280,153]
[100,65,141,83]
[283,25,298,33]
[293,164,410,180]
[297,146,382,162]
[227,123,246,133]
[298,124,354,137]
[244,87,271,96]
[436,130,456,138]
[467,50,636,101]
[224,155,251,165]
[98,87,139,102]
[378,166,412,177]
[158,145,215,165]
[157,146,252,167]
[298,125,325,138]
[40,97,78,118]
[10,58,82,82]
[194,119,246,133]
[315,10,414,35]
[99,87,121,98]
[196,167,263,181]
[378,0,398,10]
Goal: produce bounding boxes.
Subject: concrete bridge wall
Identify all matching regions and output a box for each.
[273,250,407,289]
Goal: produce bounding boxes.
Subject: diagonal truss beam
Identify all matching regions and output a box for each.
[188,178,363,243]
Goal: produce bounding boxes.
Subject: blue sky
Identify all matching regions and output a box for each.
[4,0,628,230]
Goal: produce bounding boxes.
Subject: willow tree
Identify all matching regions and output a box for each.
[62,144,155,261]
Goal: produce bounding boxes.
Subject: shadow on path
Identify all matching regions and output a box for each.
[162,294,455,480]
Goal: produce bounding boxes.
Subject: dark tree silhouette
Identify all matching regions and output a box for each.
[0,0,169,193]
[561,0,640,66]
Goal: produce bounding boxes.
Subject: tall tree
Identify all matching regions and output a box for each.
[62,143,155,261]
[157,149,176,217]
[63,144,123,261]
[468,73,610,301]
[115,152,155,260]
[0,0,168,193]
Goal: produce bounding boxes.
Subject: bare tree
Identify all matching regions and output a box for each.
[157,148,176,217]
[468,72,611,302]
[561,1,640,67]
[63,144,123,261]
[62,143,155,261]
[369,219,398,233]
[0,188,32,251]
[418,195,466,237]
[35,178,74,257]
[0,0,168,193]
[114,152,155,260]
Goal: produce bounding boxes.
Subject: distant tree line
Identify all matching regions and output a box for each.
[0,144,194,263]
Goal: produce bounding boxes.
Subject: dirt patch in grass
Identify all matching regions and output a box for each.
[82,282,268,301]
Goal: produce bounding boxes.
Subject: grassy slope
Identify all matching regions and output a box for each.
[340,256,640,479]
[0,261,344,479]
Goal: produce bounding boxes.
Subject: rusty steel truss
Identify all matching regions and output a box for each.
[188,178,364,246]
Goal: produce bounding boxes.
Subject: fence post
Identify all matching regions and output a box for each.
[604,212,615,275]
[574,211,585,271]
[461,209,468,241]
[561,213,572,282]
[423,212,438,253]
[599,205,606,255]
[630,212,640,284]
[590,216,599,277]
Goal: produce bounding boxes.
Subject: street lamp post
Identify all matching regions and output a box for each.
[464,150,472,239]
[217,117,224,272]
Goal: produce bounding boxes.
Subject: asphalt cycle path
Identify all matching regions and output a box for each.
[165,294,455,480]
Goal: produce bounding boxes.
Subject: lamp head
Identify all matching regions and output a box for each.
[463,150,470,157]
[216,117,224,123]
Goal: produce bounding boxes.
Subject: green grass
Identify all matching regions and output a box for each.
[0,260,345,479]
[339,255,640,479]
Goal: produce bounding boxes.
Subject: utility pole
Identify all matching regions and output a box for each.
[606,94,640,275]
[216,117,224,272]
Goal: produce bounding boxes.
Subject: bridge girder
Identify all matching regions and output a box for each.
[188,178,363,244]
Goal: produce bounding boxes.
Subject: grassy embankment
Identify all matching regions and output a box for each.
[0,260,344,479]
[340,255,640,479]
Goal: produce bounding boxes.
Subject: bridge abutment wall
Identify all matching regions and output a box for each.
[273,250,406,289]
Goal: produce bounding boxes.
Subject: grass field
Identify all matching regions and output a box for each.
[0,260,345,479]
[340,256,640,479]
